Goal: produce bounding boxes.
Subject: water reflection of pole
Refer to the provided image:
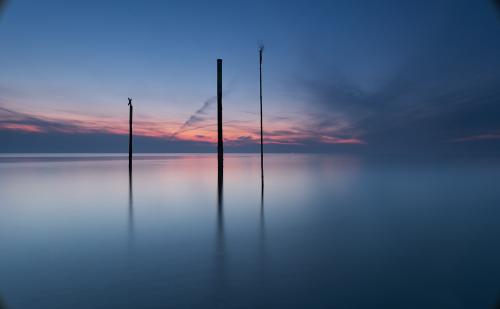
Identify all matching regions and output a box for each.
[214,169,225,303]
[259,182,266,268]
[217,176,224,255]
[128,167,134,245]
[260,183,264,229]
[257,180,267,303]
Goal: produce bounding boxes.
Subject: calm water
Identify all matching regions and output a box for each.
[0,154,500,308]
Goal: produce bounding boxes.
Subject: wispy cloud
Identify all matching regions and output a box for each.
[0,105,179,138]
[0,100,365,149]
[171,83,236,139]
[452,133,500,143]
[170,96,217,138]
[0,0,7,14]
[293,27,500,153]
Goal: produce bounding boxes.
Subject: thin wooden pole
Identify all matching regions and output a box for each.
[217,59,223,182]
[128,98,133,171]
[259,47,264,186]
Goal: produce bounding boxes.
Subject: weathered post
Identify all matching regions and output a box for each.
[259,46,264,187]
[216,60,225,280]
[128,98,133,171]
[217,59,223,183]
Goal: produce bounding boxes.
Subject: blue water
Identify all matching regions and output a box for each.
[0,154,499,308]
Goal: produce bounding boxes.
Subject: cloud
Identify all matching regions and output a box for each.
[494,0,500,16]
[170,96,217,138]
[291,1,500,155]
[0,105,180,138]
[171,82,236,139]
[452,133,500,143]
[224,114,364,147]
[0,0,7,14]
[1,103,363,150]
[0,106,87,134]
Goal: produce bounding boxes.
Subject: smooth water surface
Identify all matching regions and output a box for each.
[1,154,500,308]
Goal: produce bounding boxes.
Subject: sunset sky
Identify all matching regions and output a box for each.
[1,0,500,154]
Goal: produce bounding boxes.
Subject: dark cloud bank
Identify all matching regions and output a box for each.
[290,0,500,157]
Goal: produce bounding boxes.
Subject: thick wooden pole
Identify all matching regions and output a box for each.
[217,59,223,180]
[128,98,133,170]
[259,48,264,186]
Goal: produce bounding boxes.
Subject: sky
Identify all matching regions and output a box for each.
[1,0,500,155]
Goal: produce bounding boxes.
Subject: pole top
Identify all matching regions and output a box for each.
[128,98,132,106]
[259,44,264,63]
[217,59,223,63]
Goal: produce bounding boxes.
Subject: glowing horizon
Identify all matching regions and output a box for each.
[0,104,365,146]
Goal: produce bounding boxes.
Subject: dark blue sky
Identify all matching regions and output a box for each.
[1,0,500,154]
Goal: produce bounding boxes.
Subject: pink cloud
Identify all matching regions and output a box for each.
[0,123,44,133]
[452,133,500,143]
[0,105,365,148]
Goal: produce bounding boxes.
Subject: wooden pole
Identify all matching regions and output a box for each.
[128,98,133,171]
[217,59,223,182]
[259,47,264,187]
